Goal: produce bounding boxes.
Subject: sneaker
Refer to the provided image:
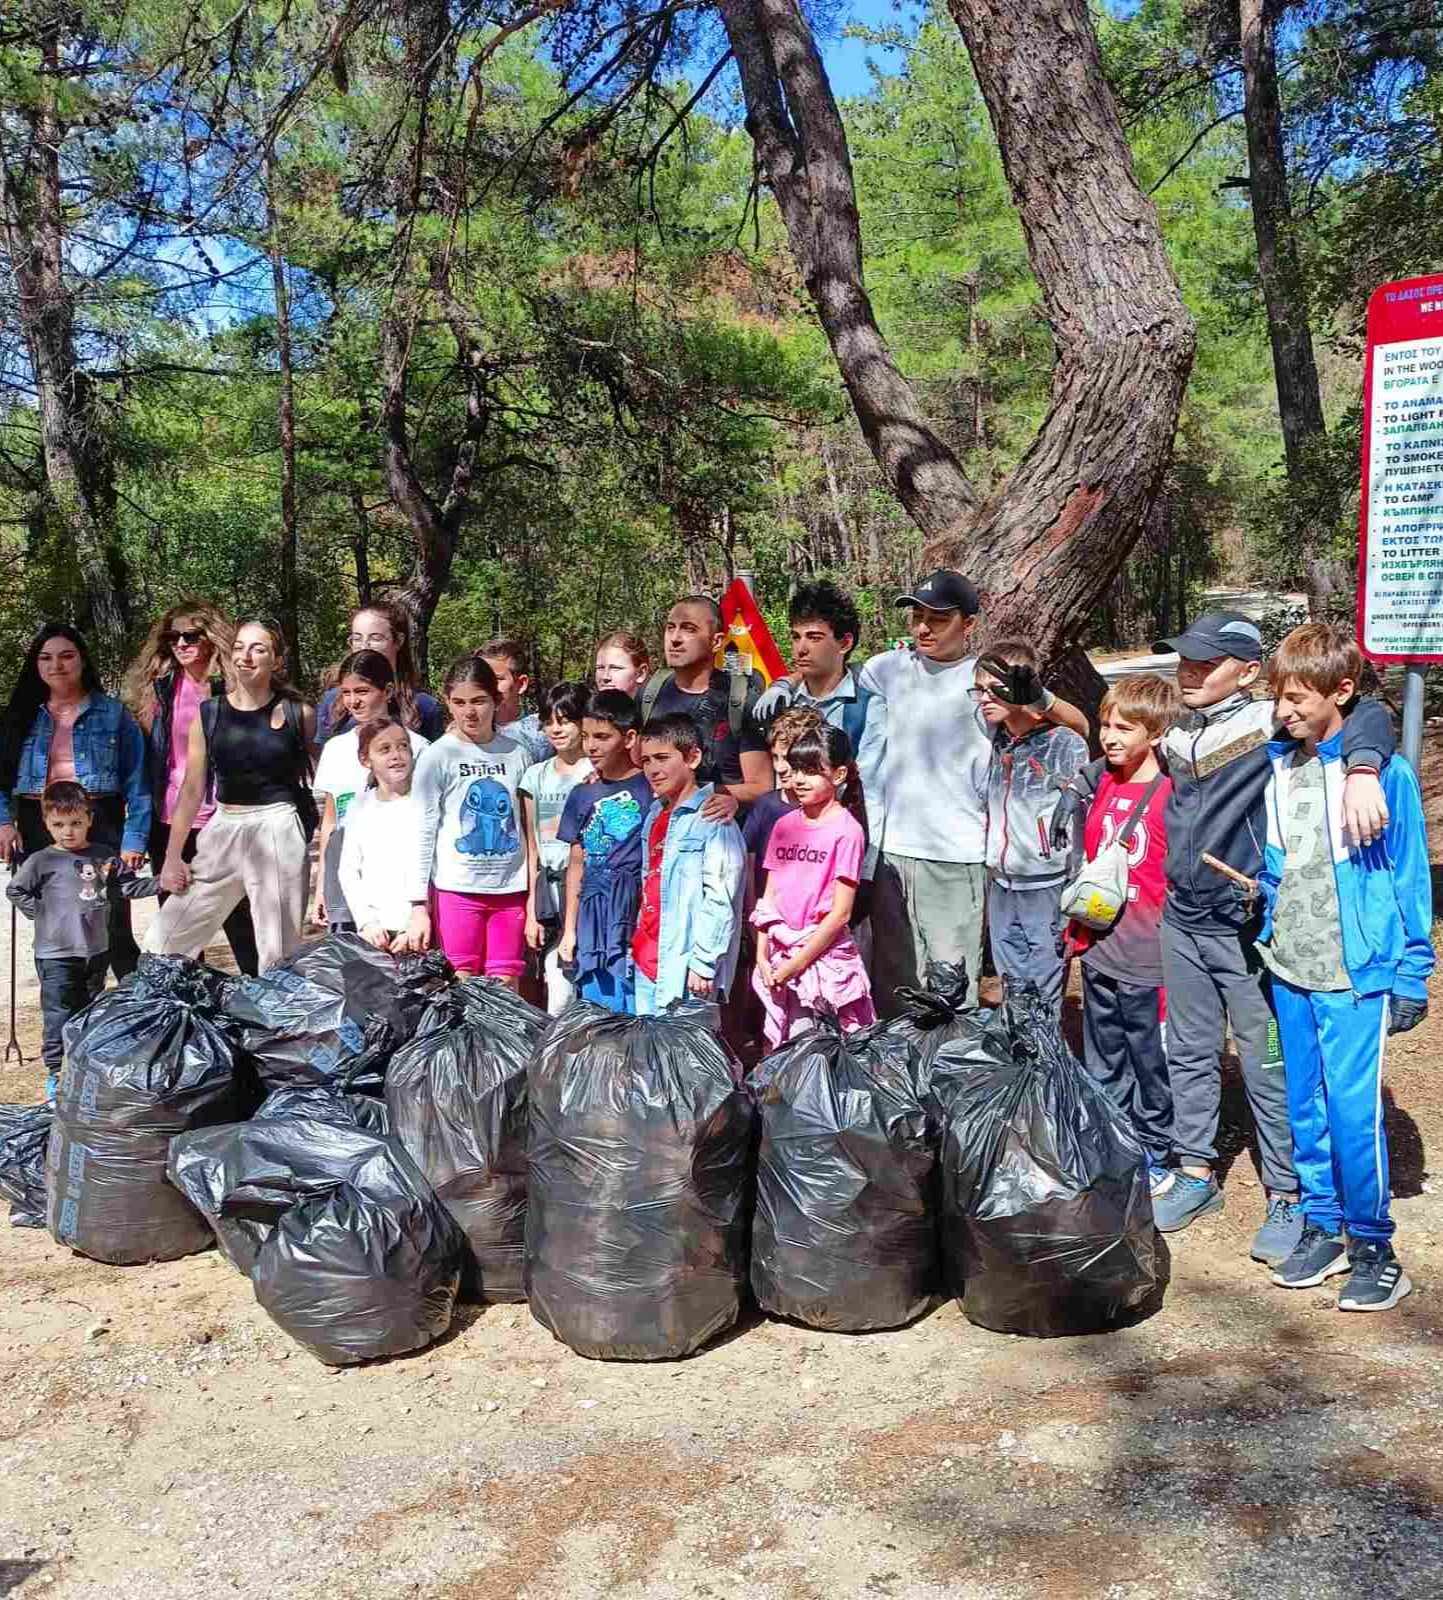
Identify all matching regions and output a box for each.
[1251,1193,1306,1266]
[1152,1172,1223,1233]
[1271,1224,1348,1288]
[1148,1164,1174,1198]
[1338,1242,1413,1312]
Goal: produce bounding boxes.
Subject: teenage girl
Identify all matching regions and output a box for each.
[751,725,875,1047]
[593,630,651,696]
[311,650,428,930]
[338,719,425,952]
[406,656,532,987]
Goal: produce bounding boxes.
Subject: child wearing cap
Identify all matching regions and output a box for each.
[1259,625,1430,1311]
[1142,609,1394,1263]
[855,569,1088,1014]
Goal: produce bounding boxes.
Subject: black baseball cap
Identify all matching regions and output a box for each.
[895,569,981,615]
[1154,611,1264,663]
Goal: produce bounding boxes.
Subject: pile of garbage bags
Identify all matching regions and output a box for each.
[386,979,545,1303]
[751,1017,936,1331]
[525,1002,754,1360]
[47,955,243,1263]
[0,1102,52,1228]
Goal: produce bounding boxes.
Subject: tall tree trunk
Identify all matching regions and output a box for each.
[264,145,302,680]
[717,0,1195,665]
[1238,0,1325,475]
[0,24,130,664]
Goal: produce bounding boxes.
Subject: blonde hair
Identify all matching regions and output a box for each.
[767,705,825,752]
[1100,673,1180,738]
[123,600,235,728]
[1269,622,1363,699]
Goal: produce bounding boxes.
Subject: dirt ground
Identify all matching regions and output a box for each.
[4,751,1443,1599]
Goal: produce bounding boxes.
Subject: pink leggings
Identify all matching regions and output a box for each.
[432,889,529,978]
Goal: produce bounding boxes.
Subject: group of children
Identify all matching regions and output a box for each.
[8,602,1432,1314]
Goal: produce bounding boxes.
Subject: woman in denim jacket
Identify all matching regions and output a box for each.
[0,624,151,978]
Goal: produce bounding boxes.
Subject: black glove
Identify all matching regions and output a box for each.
[1049,784,1086,856]
[979,658,1048,711]
[1389,995,1428,1035]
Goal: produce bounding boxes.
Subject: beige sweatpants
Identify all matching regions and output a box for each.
[145,803,309,975]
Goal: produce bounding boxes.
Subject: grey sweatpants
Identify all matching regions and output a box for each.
[1161,919,1297,1194]
[986,879,1065,1011]
[869,853,985,1016]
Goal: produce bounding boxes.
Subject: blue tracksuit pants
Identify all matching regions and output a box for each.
[1271,978,1392,1242]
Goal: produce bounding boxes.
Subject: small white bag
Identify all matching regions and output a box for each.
[1058,774,1164,932]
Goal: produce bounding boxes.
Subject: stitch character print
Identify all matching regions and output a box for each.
[456,778,520,858]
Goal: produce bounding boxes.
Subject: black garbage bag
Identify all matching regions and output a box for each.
[873,962,995,1095]
[166,1115,465,1361]
[255,1085,391,1136]
[0,1103,52,1228]
[47,955,240,1264]
[224,935,452,1095]
[386,979,547,1303]
[750,1017,936,1331]
[525,1002,754,1360]
[932,994,1158,1337]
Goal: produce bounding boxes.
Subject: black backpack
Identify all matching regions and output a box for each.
[199,695,319,841]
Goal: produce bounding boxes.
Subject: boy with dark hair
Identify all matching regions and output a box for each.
[1143,610,1395,1261]
[638,596,771,817]
[753,580,871,752]
[476,637,551,764]
[1259,625,1431,1311]
[7,782,158,1100]
[632,713,746,1015]
[556,690,652,1013]
[976,639,1088,1012]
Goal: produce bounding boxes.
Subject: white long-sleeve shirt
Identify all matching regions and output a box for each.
[855,647,991,865]
[407,731,530,900]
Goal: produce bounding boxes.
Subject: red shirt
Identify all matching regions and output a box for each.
[1070,769,1172,987]
[631,807,673,982]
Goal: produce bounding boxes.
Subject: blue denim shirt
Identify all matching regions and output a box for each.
[640,784,745,1009]
[1,694,152,852]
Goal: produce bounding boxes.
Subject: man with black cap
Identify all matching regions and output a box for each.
[1147,609,1394,1262]
[855,569,1088,1013]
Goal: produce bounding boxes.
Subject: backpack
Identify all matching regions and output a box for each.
[1058,773,1164,932]
[200,694,319,841]
[639,666,759,740]
[751,668,873,756]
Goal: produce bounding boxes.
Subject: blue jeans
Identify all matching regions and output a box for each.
[1272,979,1393,1242]
[37,954,108,1101]
[580,969,635,1015]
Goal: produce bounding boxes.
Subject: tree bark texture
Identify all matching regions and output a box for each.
[1238,0,1325,476]
[0,24,131,665]
[718,0,1196,662]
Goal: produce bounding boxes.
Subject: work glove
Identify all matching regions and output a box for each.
[1388,995,1428,1036]
[978,657,1053,713]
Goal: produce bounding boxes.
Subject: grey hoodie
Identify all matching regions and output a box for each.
[985,723,1089,889]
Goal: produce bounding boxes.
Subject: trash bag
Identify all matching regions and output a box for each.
[166,1115,465,1362]
[873,961,992,1094]
[750,1016,937,1331]
[932,994,1158,1337]
[47,955,240,1264]
[254,1085,391,1136]
[385,978,547,1304]
[0,1103,52,1228]
[224,935,452,1095]
[525,1001,754,1360]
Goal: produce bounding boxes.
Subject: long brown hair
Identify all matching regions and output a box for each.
[329,649,419,733]
[782,725,867,832]
[343,601,424,700]
[122,600,235,729]
[232,617,305,703]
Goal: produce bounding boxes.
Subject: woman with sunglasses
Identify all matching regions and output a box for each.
[122,602,259,974]
[0,623,150,979]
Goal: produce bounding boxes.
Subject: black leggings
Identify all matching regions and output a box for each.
[151,820,260,976]
[16,795,140,982]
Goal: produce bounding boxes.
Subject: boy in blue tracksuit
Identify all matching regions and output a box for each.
[1258,624,1432,1312]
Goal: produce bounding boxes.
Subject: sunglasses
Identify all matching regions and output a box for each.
[164,629,208,647]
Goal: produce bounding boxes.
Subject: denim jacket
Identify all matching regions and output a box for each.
[0,694,152,852]
[640,783,746,1008]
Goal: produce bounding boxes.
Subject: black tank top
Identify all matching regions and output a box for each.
[210,694,304,806]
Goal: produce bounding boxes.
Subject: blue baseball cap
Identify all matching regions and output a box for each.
[1155,611,1264,663]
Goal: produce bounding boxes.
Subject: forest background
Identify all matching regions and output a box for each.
[1,0,1438,690]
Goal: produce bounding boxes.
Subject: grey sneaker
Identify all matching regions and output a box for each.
[1251,1193,1306,1265]
[1271,1224,1348,1288]
[1152,1172,1223,1233]
[1338,1242,1413,1312]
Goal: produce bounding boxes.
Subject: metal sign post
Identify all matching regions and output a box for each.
[1356,273,1443,770]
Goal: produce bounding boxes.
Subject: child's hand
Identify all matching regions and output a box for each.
[160,858,192,895]
[1342,770,1389,847]
[559,929,576,964]
[770,955,803,988]
[525,913,544,951]
[120,849,146,871]
[309,890,327,927]
[360,924,392,951]
[406,905,432,952]
[686,969,715,999]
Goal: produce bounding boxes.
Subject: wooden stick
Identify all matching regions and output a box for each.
[1201,852,1258,897]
